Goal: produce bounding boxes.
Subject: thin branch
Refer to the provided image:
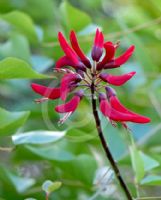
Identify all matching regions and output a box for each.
[90,80,133,200]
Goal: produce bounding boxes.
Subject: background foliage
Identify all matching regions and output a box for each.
[0,0,161,199]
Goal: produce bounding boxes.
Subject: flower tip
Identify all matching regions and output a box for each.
[31,83,38,91]
[105,86,116,98]
[130,45,135,53]
[99,92,106,102]
[130,71,136,76]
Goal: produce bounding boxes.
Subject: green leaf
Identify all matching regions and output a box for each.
[140,151,160,172]
[66,129,96,143]
[129,138,145,182]
[0,11,38,42]
[0,107,30,136]
[0,34,31,63]
[12,130,66,145]
[59,154,97,185]
[24,198,37,200]
[0,166,35,193]
[59,1,91,32]
[42,180,62,194]
[0,57,48,79]
[141,175,161,186]
[25,144,75,161]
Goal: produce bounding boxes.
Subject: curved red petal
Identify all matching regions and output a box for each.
[58,32,72,54]
[94,28,99,46]
[31,83,60,99]
[55,95,80,113]
[70,31,91,68]
[109,95,151,123]
[115,45,135,66]
[100,99,134,122]
[100,71,136,86]
[97,42,115,70]
[55,56,74,69]
[98,31,104,48]
[102,42,115,62]
[100,99,150,123]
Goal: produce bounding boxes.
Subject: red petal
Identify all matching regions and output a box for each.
[92,29,104,62]
[60,73,81,101]
[100,71,136,86]
[109,95,151,123]
[31,83,60,99]
[100,99,136,122]
[94,28,99,46]
[97,42,115,70]
[70,31,91,68]
[55,95,81,113]
[98,31,104,48]
[94,28,104,48]
[115,45,135,66]
[58,32,73,55]
[55,56,74,69]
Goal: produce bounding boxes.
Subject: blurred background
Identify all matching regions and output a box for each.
[0,0,161,199]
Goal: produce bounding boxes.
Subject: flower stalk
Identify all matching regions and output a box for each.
[91,78,133,200]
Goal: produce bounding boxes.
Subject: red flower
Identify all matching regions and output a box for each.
[31,28,150,127]
[70,31,91,68]
[99,87,151,128]
[55,90,83,124]
[60,73,82,101]
[31,83,60,103]
[99,71,136,86]
[97,45,135,70]
[56,32,86,71]
[91,28,104,62]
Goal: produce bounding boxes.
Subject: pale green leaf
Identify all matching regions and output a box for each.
[0,107,30,136]
[42,180,62,194]
[141,175,161,186]
[12,130,66,145]
[59,1,91,32]
[25,144,75,161]
[4,168,35,193]
[140,151,160,172]
[0,57,48,79]
[0,11,38,42]
[129,138,145,182]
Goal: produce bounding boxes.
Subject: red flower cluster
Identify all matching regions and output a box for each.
[31,28,150,127]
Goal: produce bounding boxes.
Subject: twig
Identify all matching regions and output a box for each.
[90,80,133,200]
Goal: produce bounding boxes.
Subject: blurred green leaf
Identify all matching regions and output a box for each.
[129,138,145,182]
[0,166,35,193]
[59,1,91,32]
[66,129,96,143]
[25,144,75,161]
[0,11,38,42]
[140,151,160,172]
[42,180,62,194]
[0,34,31,63]
[0,57,48,79]
[0,107,30,136]
[141,175,161,186]
[12,130,66,145]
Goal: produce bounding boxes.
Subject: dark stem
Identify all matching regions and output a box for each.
[90,81,133,200]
